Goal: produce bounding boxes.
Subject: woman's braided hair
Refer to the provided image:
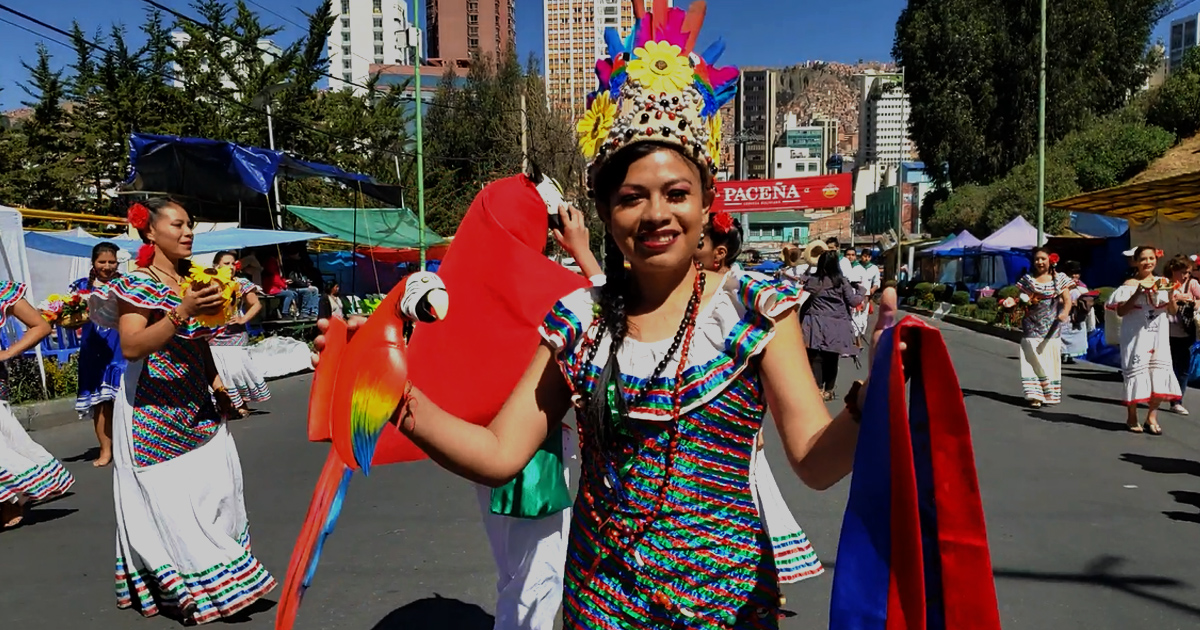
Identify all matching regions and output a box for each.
[582,140,712,448]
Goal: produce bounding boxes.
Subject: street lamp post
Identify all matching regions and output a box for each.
[251,82,292,229]
[408,3,427,268]
[1036,0,1047,245]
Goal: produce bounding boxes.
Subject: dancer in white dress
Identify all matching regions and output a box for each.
[90,199,275,623]
[1105,246,1182,435]
[209,251,270,418]
[0,281,72,529]
[697,211,823,590]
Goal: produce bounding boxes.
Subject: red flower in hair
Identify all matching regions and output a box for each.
[711,212,734,234]
[233,260,242,272]
[1048,253,1059,264]
[135,243,155,268]
[1155,248,1164,258]
[127,203,150,230]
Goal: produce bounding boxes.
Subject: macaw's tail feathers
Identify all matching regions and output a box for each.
[276,450,354,630]
[307,317,348,443]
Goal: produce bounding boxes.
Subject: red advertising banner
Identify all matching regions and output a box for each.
[715,174,852,213]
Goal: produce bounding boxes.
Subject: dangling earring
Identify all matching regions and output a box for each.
[698,232,705,249]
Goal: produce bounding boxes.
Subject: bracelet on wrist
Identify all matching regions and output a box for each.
[167,309,188,328]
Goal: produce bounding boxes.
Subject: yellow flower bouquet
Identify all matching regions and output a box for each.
[183,263,238,328]
[39,293,89,329]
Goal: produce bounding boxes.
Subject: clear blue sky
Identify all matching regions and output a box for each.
[0,0,1194,109]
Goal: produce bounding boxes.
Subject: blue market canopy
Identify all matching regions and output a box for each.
[924,230,982,256]
[25,228,326,258]
[124,133,405,211]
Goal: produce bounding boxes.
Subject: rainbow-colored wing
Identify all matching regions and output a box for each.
[329,278,410,475]
[275,449,354,630]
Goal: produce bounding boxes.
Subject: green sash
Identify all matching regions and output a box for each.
[489,429,571,519]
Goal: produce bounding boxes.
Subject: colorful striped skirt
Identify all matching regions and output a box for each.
[1020,336,1062,404]
[750,444,824,584]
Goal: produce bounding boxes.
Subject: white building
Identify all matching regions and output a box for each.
[773,147,823,178]
[543,0,670,117]
[328,0,414,95]
[170,32,283,94]
[857,70,914,169]
[1168,13,1199,74]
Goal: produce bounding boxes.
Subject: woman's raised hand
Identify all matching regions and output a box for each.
[311,315,369,368]
[177,283,224,318]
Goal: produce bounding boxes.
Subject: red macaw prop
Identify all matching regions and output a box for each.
[277,174,590,630]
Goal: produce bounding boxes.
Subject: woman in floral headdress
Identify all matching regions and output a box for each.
[1106,246,1182,434]
[315,3,876,627]
[1014,247,1073,408]
[697,211,825,590]
[89,199,275,624]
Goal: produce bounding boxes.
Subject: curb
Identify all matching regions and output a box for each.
[12,397,81,433]
[901,306,1022,343]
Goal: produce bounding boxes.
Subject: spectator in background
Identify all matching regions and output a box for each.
[262,251,300,319]
[238,249,263,286]
[281,247,320,318]
[319,280,344,320]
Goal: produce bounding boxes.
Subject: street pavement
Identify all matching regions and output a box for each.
[3,317,1200,629]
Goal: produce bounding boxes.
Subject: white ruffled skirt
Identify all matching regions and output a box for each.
[749,442,824,584]
[210,345,270,409]
[0,403,73,505]
[112,365,275,623]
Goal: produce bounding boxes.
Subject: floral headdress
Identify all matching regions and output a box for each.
[577,0,737,191]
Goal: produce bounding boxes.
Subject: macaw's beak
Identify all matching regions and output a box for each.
[417,288,449,322]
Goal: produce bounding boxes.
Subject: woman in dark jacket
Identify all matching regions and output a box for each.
[802,249,864,400]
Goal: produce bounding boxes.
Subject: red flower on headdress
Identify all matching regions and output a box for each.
[711,212,734,234]
[1155,248,1164,258]
[1048,253,1059,264]
[233,260,242,272]
[127,203,150,230]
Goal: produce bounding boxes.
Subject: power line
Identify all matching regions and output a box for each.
[141,0,521,116]
[243,0,385,77]
[0,2,554,166]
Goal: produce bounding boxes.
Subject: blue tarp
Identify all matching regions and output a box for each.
[25,228,325,258]
[315,251,437,297]
[1070,212,1128,239]
[126,133,405,210]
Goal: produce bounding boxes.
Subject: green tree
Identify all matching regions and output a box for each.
[895,0,1170,188]
[1147,47,1200,139]
[16,43,81,210]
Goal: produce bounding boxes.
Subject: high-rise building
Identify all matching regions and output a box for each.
[1168,13,1199,73]
[426,0,515,65]
[734,68,777,180]
[327,0,414,94]
[857,70,913,168]
[543,0,668,117]
[773,113,840,177]
[170,32,282,95]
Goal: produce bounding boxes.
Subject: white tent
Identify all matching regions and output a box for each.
[0,206,48,394]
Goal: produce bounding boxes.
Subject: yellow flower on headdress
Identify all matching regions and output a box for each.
[577,91,616,158]
[706,115,722,168]
[627,41,693,95]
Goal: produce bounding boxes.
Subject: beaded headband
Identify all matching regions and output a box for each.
[577,0,738,192]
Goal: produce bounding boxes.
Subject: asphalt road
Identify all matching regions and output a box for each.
[3,317,1200,629]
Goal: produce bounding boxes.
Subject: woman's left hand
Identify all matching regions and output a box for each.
[859,287,907,409]
[551,204,591,259]
[214,388,238,419]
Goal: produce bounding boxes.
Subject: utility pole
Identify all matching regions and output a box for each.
[410,4,427,268]
[251,82,291,229]
[1036,0,1047,246]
